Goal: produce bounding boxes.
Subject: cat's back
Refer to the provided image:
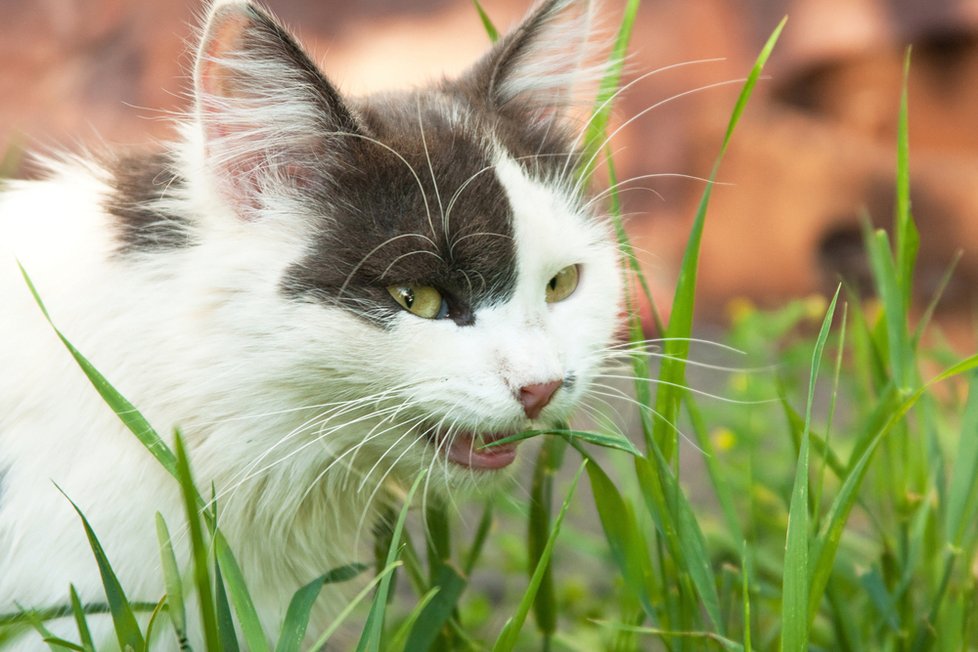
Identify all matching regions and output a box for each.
[0,161,120,431]
[0,160,117,312]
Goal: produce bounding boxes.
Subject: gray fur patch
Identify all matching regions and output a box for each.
[281,95,520,327]
[105,152,195,253]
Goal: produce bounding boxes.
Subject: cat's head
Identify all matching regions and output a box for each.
[187,0,623,491]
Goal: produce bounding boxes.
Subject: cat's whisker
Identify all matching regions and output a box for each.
[599,349,777,374]
[357,430,426,518]
[443,164,499,249]
[356,426,420,493]
[557,57,726,183]
[569,77,750,199]
[336,232,440,298]
[602,336,749,355]
[219,385,413,485]
[217,401,409,506]
[325,129,434,230]
[415,96,446,241]
[439,416,476,520]
[296,413,418,502]
[575,400,635,445]
[583,172,733,210]
[595,185,666,207]
[592,370,776,405]
[305,413,429,509]
[192,394,391,427]
[329,411,420,493]
[343,405,416,488]
[585,383,701,455]
[380,249,445,279]
[412,402,472,531]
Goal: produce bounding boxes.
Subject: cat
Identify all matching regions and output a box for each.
[0,0,623,647]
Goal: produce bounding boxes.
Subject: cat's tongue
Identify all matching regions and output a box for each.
[445,432,518,470]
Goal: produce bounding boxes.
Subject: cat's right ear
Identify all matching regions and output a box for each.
[193,1,360,218]
[457,0,606,122]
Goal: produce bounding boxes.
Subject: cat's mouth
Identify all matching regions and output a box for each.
[425,429,519,470]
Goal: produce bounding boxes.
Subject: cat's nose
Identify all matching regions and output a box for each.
[518,380,562,419]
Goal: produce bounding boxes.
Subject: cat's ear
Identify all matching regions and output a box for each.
[193,0,359,217]
[458,0,605,119]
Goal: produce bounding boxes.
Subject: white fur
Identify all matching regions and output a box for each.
[0,1,623,649]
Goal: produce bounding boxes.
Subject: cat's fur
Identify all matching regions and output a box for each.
[0,0,622,647]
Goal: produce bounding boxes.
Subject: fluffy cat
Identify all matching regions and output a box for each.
[0,0,622,647]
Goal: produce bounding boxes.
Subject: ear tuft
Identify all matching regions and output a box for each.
[196,3,256,100]
[193,1,359,218]
[464,0,610,118]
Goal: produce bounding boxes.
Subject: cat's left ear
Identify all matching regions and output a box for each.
[193,0,360,218]
[456,0,605,120]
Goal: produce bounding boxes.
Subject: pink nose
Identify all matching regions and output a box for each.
[518,380,562,419]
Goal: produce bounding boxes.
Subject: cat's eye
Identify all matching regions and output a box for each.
[387,284,448,319]
[545,265,579,303]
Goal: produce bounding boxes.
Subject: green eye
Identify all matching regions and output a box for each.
[545,265,579,303]
[387,284,446,319]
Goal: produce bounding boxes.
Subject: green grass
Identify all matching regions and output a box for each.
[4,4,978,651]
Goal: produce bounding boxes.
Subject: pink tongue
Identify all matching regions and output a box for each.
[445,433,519,470]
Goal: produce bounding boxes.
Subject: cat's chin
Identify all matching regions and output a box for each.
[426,430,520,471]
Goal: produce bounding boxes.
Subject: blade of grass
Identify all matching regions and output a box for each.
[492,460,587,652]
[20,608,78,652]
[173,433,220,652]
[421,502,455,650]
[396,528,429,596]
[685,396,744,544]
[780,285,840,651]
[592,621,744,651]
[142,597,169,652]
[635,447,723,631]
[577,0,641,184]
[155,514,187,645]
[273,565,367,652]
[528,436,566,646]
[945,373,978,546]
[483,428,640,456]
[56,488,146,652]
[608,154,666,335]
[306,561,402,652]
[403,563,467,652]
[912,250,960,346]
[41,638,86,651]
[214,562,240,652]
[470,0,499,42]
[388,587,441,652]
[866,229,912,391]
[741,541,752,652]
[652,18,787,459]
[777,395,847,481]
[463,501,494,576]
[18,262,178,478]
[893,47,919,308]
[355,471,426,652]
[40,637,84,652]
[0,604,158,629]
[573,443,655,618]
[213,531,271,652]
[813,303,847,531]
[68,586,94,652]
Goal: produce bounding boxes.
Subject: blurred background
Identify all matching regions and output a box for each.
[2,0,977,345]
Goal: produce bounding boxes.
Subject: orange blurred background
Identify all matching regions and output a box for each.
[3,0,977,341]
